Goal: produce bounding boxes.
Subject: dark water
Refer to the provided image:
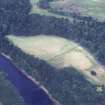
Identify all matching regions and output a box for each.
[0,54,56,105]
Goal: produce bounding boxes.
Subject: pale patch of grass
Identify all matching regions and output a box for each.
[50,0,105,21]
[63,51,92,70]
[6,35,76,60]
[6,35,94,70]
[7,35,105,87]
[29,0,73,21]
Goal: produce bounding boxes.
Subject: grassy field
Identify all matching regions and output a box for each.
[6,35,105,88]
[1,37,105,105]
[29,0,73,21]
[6,35,93,69]
[49,0,105,21]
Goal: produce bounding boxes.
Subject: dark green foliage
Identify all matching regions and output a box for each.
[1,39,105,105]
[1,0,105,105]
[0,0,31,36]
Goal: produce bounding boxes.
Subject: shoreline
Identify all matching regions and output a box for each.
[1,53,61,105]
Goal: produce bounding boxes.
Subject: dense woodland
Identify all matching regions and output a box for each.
[1,0,105,105]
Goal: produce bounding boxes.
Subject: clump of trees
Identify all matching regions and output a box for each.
[1,37,105,105]
[1,0,105,104]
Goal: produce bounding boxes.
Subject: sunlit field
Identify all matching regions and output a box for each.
[7,35,105,87]
[49,0,105,21]
[29,0,73,21]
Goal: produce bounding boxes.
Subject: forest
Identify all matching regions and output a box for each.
[1,0,105,105]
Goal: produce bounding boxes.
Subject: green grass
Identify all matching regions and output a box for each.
[1,38,105,105]
[49,0,105,21]
[29,0,73,21]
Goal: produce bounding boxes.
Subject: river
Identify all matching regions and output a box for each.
[0,54,56,105]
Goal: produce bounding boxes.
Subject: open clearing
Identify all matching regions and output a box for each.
[29,0,73,22]
[6,35,105,87]
[50,0,105,21]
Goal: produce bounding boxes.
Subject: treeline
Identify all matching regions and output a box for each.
[0,0,105,66]
[1,37,105,105]
[3,12,105,65]
[0,0,105,104]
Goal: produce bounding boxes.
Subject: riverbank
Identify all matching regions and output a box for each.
[1,35,105,105]
[0,69,25,105]
[0,54,59,105]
